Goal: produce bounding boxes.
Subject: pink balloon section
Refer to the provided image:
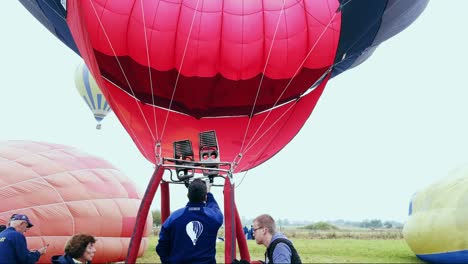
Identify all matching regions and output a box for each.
[0,141,152,263]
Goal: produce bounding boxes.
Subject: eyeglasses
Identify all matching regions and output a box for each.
[253,226,263,232]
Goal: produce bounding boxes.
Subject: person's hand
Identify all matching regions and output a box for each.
[37,244,48,255]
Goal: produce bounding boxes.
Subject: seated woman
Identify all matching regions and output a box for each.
[51,234,96,264]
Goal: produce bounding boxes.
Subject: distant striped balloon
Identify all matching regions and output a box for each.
[74,63,111,129]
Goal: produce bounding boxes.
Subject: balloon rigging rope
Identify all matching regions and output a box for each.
[240,0,406,169]
[242,100,297,156]
[92,79,151,159]
[82,3,150,160]
[140,0,160,140]
[239,8,340,160]
[88,0,156,143]
[235,170,249,189]
[239,0,287,155]
[160,0,203,141]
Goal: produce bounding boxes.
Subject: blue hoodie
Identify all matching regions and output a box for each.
[0,227,41,264]
[156,193,223,264]
[267,233,292,264]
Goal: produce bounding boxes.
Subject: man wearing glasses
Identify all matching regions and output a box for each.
[253,214,302,264]
[0,214,48,264]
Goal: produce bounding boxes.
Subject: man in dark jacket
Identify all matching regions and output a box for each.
[0,214,48,264]
[156,179,223,264]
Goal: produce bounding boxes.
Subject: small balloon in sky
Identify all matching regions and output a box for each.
[74,62,112,129]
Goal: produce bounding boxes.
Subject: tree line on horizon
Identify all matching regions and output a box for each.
[151,210,404,229]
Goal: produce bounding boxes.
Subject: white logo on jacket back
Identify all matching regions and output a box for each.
[186,221,204,245]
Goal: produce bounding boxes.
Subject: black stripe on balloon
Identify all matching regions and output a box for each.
[332,0,388,77]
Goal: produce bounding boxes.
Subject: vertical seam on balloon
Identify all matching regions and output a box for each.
[240,0,245,81]
[40,174,76,235]
[196,1,204,77]
[241,10,338,154]
[160,0,202,141]
[302,0,310,67]
[238,0,287,156]
[87,0,156,143]
[139,0,161,145]
[327,0,339,63]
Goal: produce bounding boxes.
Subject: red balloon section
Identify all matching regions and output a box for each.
[0,141,152,263]
[67,0,338,171]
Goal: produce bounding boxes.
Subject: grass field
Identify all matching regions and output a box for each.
[137,236,423,263]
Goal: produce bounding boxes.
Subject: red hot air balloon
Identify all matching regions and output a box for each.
[19,0,429,171]
[0,141,152,263]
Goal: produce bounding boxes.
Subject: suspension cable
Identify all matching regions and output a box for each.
[160,0,202,141]
[240,8,339,159]
[140,0,160,140]
[239,0,287,154]
[88,0,155,143]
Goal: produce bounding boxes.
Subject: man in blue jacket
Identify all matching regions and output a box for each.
[0,214,48,264]
[156,179,223,264]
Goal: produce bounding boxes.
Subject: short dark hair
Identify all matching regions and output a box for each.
[188,179,207,203]
[64,234,96,258]
[254,214,276,235]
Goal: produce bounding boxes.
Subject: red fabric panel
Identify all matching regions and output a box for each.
[235,205,250,261]
[160,181,170,224]
[224,177,235,263]
[121,216,136,237]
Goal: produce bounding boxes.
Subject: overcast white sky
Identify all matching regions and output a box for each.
[1,1,467,223]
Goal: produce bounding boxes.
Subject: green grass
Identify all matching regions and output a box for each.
[137,236,422,263]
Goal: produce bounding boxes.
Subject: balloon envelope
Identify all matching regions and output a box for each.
[403,167,468,264]
[20,0,429,171]
[0,141,152,263]
[74,62,112,127]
